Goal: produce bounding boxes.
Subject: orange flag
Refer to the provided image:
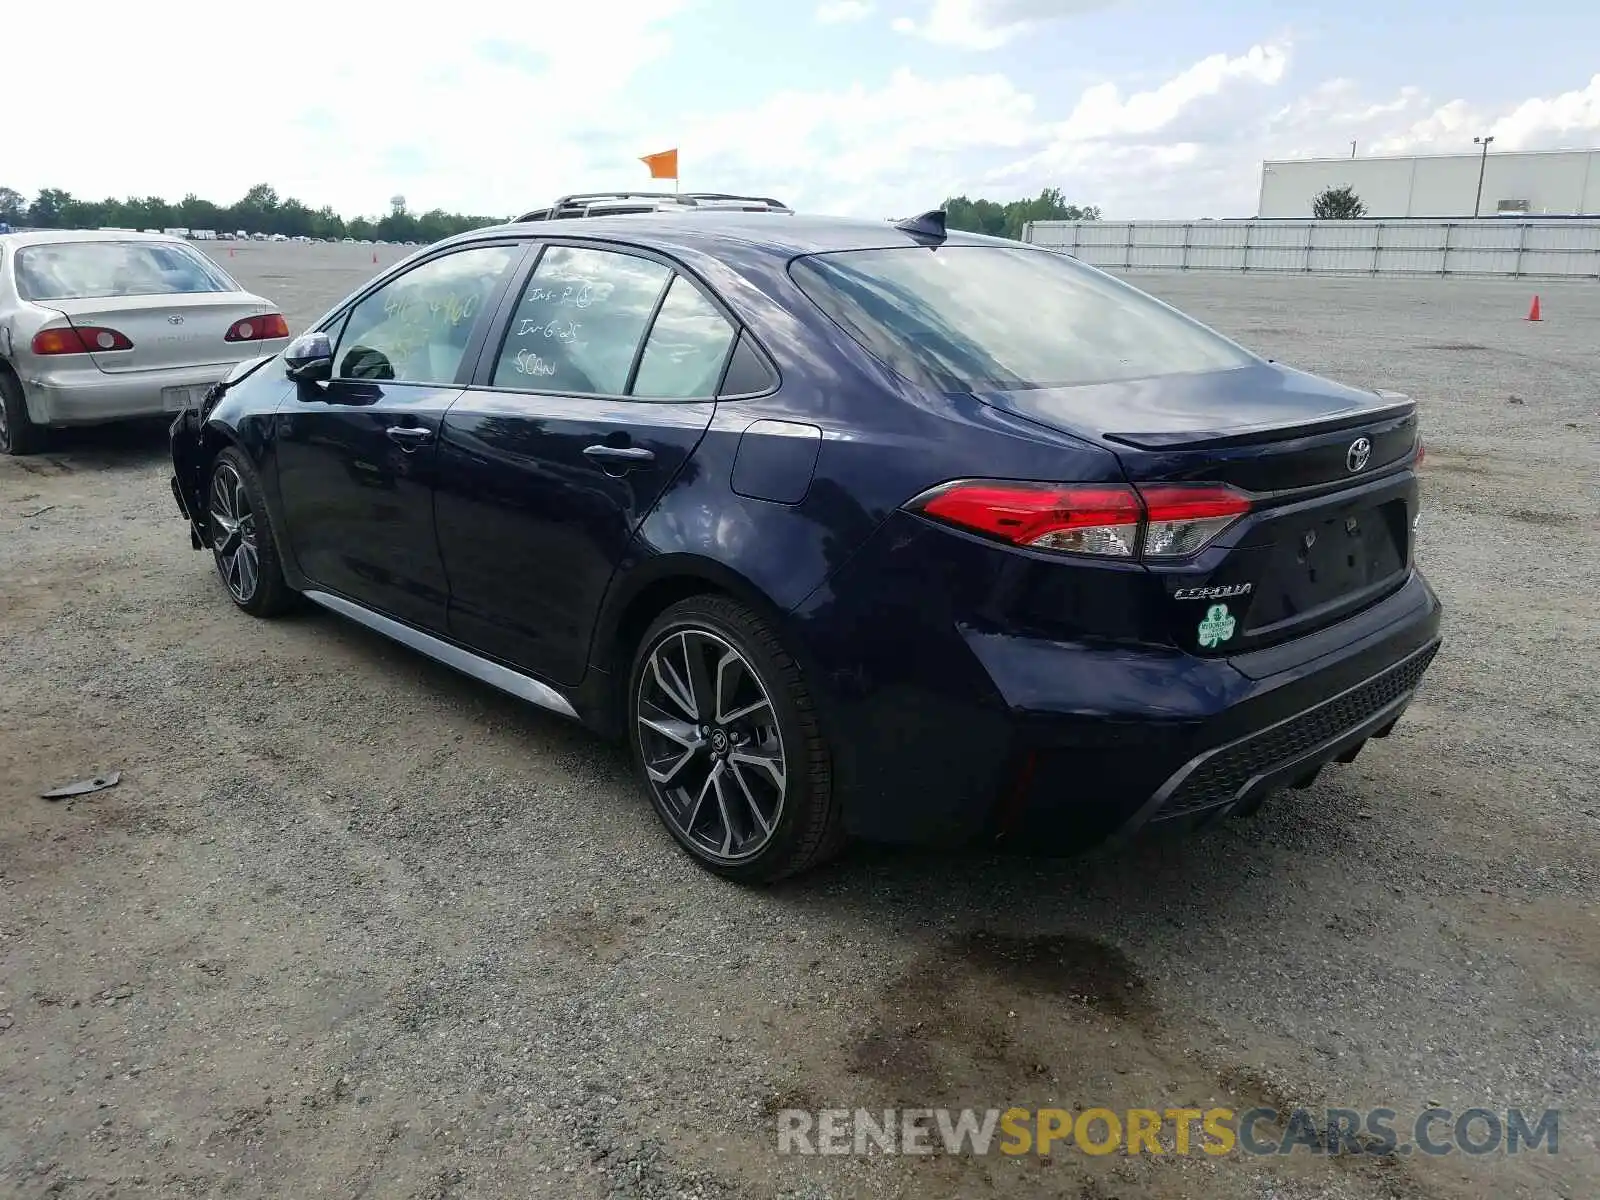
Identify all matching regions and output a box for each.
[640,148,679,180]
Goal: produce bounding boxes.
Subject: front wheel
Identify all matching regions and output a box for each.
[627,595,843,883]
[208,446,294,616]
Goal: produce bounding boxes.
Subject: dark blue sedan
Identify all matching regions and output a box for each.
[169,206,1441,882]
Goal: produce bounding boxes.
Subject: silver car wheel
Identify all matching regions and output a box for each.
[209,462,260,603]
[636,628,787,864]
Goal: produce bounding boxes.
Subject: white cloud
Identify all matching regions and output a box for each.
[993,51,1600,218]
[892,0,1115,51]
[7,4,1600,227]
[5,0,689,219]
[672,67,1039,216]
[1368,73,1600,155]
[676,40,1600,222]
[1052,42,1288,141]
[816,0,873,22]
[987,41,1291,215]
[1492,74,1600,148]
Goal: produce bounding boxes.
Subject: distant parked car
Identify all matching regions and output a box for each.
[0,230,289,454]
[168,206,1440,881]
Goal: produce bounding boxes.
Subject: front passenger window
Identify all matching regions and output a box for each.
[334,244,518,385]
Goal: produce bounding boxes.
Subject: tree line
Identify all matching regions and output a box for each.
[943,188,1101,239]
[0,183,500,242]
[0,180,1102,244]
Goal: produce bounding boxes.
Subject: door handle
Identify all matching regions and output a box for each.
[583,444,655,465]
[386,425,433,449]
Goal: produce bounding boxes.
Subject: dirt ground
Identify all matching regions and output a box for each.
[2,242,1596,1199]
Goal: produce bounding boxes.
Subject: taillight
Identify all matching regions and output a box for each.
[31,326,134,355]
[913,481,1142,557]
[907,479,1251,560]
[225,313,290,342]
[1138,485,1252,558]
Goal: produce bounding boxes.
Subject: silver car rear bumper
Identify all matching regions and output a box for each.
[23,352,285,426]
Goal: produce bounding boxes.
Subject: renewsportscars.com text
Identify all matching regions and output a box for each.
[776,1106,1560,1158]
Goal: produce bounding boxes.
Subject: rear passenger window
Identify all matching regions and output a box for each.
[631,277,736,399]
[491,246,669,395]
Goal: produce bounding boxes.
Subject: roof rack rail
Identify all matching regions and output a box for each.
[678,192,792,210]
[515,191,792,222]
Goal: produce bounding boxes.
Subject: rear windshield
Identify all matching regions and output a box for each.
[15,241,235,302]
[789,245,1254,391]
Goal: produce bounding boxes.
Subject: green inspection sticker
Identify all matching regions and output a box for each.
[1197,603,1236,648]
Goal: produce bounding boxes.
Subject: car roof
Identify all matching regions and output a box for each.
[460,211,1013,258]
[0,228,189,249]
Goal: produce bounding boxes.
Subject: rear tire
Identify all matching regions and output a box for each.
[627,595,843,883]
[0,368,44,456]
[208,446,294,617]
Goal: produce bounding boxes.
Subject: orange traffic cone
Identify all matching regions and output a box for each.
[1526,295,1542,322]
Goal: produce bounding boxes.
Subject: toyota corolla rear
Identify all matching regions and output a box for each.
[784,238,1442,849]
[9,237,288,426]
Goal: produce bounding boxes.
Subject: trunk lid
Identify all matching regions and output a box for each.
[971,363,1421,654]
[48,293,270,374]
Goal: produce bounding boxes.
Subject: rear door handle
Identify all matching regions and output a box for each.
[583,444,655,465]
[386,425,433,449]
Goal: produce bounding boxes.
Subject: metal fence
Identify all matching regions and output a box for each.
[1021,219,1600,279]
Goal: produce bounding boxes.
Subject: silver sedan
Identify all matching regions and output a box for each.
[0,230,289,455]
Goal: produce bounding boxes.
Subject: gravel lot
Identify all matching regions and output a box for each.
[2,240,1596,1199]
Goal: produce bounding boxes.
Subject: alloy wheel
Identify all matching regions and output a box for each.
[636,628,787,863]
[209,462,261,603]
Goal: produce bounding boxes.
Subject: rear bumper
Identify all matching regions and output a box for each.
[1113,636,1437,837]
[1006,570,1442,847]
[794,538,1443,848]
[22,356,281,426]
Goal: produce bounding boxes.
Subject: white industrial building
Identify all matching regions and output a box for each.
[1257,148,1600,219]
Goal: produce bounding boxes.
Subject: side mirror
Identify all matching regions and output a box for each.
[284,331,333,384]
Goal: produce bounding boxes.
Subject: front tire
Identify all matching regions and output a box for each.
[627,595,842,883]
[0,369,44,456]
[208,446,293,616]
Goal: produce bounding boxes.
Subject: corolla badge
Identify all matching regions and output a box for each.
[1174,582,1252,601]
[1347,436,1372,472]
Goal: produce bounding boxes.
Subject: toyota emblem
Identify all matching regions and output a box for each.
[167,314,185,325]
[1346,436,1372,473]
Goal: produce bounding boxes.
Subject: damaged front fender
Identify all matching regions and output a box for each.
[169,401,213,550]
[169,355,275,551]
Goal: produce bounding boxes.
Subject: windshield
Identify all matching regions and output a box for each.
[15,240,237,302]
[789,245,1255,391]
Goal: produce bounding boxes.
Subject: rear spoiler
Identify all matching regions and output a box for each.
[1106,393,1414,452]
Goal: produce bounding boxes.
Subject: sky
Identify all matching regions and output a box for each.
[9,0,1600,221]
